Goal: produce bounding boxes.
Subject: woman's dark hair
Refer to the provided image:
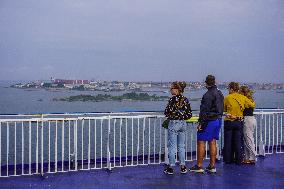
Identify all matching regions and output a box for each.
[228,82,240,92]
[172,81,186,93]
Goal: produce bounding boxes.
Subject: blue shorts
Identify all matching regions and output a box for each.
[197,119,222,141]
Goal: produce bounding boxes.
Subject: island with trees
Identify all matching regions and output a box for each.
[53,92,170,102]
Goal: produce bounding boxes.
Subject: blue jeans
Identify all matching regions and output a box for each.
[168,120,187,166]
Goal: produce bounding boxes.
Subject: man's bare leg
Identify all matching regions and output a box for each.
[209,139,217,167]
[197,141,206,167]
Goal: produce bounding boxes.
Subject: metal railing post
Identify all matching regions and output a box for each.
[259,111,265,156]
[164,129,169,165]
[107,115,111,170]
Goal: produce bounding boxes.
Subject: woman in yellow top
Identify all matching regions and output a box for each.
[223,82,255,164]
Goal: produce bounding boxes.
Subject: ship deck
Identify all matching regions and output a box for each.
[1,154,284,189]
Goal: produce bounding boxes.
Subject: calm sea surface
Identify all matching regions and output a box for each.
[0,81,284,114]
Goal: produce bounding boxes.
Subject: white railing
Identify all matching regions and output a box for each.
[0,111,283,177]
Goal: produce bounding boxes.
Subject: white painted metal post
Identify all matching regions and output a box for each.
[62,120,65,172]
[131,118,134,166]
[7,122,9,176]
[113,119,116,167]
[36,121,39,174]
[137,118,140,165]
[159,118,162,164]
[75,120,78,171]
[142,118,145,164]
[48,121,51,173]
[255,115,258,154]
[29,121,31,175]
[164,128,169,165]
[81,119,84,169]
[107,116,111,170]
[55,121,58,172]
[280,114,284,152]
[119,119,122,167]
[21,122,24,175]
[148,118,151,164]
[125,118,128,165]
[276,114,279,153]
[14,122,17,176]
[259,113,265,156]
[94,119,97,168]
[153,118,156,164]
[41,116,44,175]
[100,120,103,168]
[68,121,71,171]
[88,119,91,170]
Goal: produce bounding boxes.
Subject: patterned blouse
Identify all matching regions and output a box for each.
[164,95,192,120]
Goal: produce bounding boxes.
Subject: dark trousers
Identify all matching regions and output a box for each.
[223,120,244,164]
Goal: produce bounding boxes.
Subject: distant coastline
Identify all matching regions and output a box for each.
[10,79,284,92]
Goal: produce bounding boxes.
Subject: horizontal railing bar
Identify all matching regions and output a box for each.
[254,112,284,115]
[2,112,284,122]
[0,108,282,117]
[0,115,167,122]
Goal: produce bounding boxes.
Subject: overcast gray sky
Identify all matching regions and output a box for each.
[0,0,283,82]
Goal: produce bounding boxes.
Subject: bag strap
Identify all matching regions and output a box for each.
[232,97,244,112]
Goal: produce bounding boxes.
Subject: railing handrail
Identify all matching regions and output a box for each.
[0,108,283,117]
[1,110,284,122]
[0,115,166,122]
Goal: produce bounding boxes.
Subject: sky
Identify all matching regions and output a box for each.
[0,0,283,83]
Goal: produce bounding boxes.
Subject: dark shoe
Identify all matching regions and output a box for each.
[243,160,256,165]
[189,165,204,173]
[205,165,216,173]
[180,165,187,174]
[164,167,174,175]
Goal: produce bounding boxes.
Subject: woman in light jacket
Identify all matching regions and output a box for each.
[240,86,257,164]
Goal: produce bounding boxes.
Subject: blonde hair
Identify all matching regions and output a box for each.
[240,85,254,100]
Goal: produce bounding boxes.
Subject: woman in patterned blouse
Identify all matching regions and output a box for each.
[163,81,192,175]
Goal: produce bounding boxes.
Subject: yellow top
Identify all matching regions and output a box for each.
[186,116,199,123]
[224,93,255,121]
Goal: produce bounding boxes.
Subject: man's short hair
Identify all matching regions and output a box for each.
[205,75,215,86]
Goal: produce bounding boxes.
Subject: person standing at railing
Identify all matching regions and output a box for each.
[163,81,192,175]
[240,86,257,164]
[189,75,224,173]
[223,82,256,165]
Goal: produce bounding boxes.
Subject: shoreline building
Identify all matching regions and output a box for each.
[51,77,89,85]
